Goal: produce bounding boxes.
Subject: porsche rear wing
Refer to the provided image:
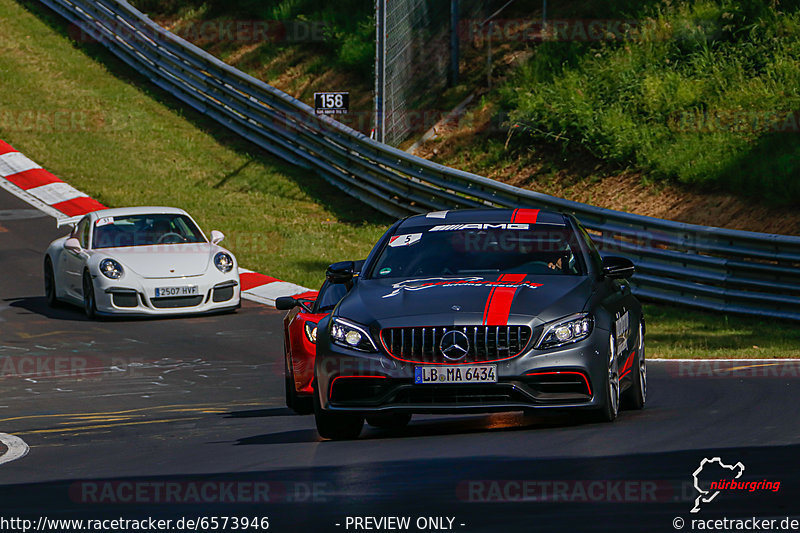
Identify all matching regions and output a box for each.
[56,215,83,228]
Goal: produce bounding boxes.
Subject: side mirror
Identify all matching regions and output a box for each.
[326,261,355,284]
[602,256,636,279]
[210,230,225,244]
[275,296,299,311]
[64,238,82,252]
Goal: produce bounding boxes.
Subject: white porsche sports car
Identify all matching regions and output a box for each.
[44,207,241,318]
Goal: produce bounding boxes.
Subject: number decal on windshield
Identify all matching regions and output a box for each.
[388,233,422,248]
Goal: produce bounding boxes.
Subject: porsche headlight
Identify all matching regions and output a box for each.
[536,313,593,349]
[99,258,124,280]
[214,252,234,273]
[304,322,318,344]
[330,317,377,352]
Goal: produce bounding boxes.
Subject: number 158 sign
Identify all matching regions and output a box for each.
[314,92,349,115]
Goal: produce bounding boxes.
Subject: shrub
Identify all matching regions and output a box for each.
[502,0,800,205]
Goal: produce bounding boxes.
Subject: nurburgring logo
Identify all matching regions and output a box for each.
[690,457,780,513]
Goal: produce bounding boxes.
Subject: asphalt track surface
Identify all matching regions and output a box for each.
[1,188,799,532]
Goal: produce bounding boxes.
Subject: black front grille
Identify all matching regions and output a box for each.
[381,326,532,364]
[329,378,392,404]
[212,286,234,302]
[112,293,138,308]
[151,296,204,308]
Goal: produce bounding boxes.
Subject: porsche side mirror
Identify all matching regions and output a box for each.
[210,230,225,244]
[275,296,299,310]
[64,238,82,252]
[326,261,355,284]
[602,256,636,279]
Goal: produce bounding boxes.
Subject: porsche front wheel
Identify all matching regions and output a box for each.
[44,257,59,308]
[82,271,97,319]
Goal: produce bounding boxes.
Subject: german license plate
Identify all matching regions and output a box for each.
[154,286,198,297]
[415,365,497,384]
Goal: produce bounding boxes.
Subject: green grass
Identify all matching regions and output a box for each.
[500,0,800,206]
[644,304,800,359]
[0,0,390,290]
[2,0,798,358]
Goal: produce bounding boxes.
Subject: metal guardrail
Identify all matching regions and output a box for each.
[41,0,800,321]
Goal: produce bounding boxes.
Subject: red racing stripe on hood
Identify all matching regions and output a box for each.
[482,274,528,326]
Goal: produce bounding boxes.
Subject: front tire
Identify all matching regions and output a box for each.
[82,271,97,319]
[622,320,646,410]
[313,386,364,440]
[285,357,313,415]
[595,334,620,423]
[44,257,59,307]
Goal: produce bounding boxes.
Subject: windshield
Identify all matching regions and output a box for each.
[92,214,206,249]
[370,225,585,279]
[313,282,348,313]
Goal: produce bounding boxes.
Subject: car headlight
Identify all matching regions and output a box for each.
[214,252,234,273]
[330,317,378,352]
[99,258,124,280]
[304,322,318,344]
[535,313,593,349]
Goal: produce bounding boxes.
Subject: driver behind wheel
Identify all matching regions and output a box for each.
[151,219,171,241]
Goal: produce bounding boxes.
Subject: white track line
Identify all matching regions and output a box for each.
[0,433,30,466]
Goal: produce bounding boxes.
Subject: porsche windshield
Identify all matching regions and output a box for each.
[92,214,206,249]
[370,225,585,279]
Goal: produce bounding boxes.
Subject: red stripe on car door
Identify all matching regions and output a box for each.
[620,350,636,377]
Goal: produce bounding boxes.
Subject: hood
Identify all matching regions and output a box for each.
[337,275,593,327]
[96,244,217,278]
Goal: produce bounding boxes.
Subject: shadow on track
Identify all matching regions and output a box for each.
[5,296,241,322]
[5,296,88,321]
[228,410,634,445]
[224,408,297,419]
[2,444,798,532]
